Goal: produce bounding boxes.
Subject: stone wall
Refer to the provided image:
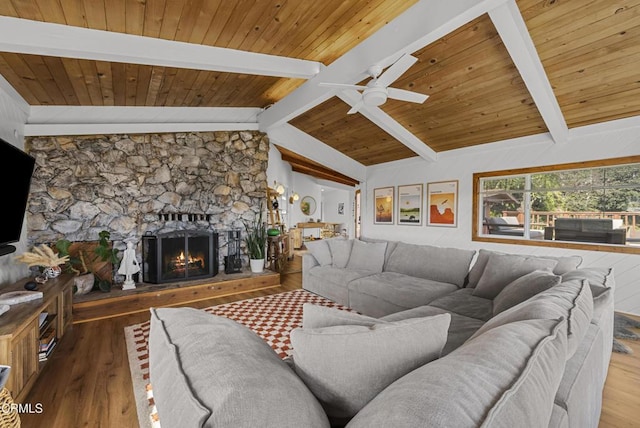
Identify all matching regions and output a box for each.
[25,131,268,263]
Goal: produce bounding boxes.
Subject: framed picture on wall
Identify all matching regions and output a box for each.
[374,186,394,224]
[427,180,458,227]
[397,184,423,226]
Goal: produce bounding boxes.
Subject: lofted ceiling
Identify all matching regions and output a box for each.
[0,0,639,185]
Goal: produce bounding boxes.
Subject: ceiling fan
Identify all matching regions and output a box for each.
[318,53,429,114]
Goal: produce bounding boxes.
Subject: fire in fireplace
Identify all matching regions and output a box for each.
[142,230,219,284]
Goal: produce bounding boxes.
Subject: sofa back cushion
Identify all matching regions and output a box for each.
[345,318,568,428]
[467,249,583,288]
[472,253,558,299]
[470,279,593,359]
[290,312,450,426]
[493,270,562,316]
[561,267,615,324]
[305,239,333,267]
[149,307,330,428]
[359,237,398,269]
[346,239,387,273]
[385,242,475,287]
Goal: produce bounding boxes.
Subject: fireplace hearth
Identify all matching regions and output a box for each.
[142,230,219,284]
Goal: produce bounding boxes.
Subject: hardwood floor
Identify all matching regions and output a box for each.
[21,257,640,427]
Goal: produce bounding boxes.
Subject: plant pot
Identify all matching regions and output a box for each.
[249,258,265,273]
[74,273,95,295]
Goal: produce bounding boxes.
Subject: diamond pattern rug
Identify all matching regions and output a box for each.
[124,289,347,428]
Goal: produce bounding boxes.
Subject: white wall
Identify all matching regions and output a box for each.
[266,144,294,229]
[363,122,640,315]
[322,189,353,236]
[0,78,30,286]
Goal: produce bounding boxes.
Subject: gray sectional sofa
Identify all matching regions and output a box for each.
[148,237,615,428]
[300,237,614,427]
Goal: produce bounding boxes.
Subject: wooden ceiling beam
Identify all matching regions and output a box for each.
[489,1,569,144]
[0,16,321,80]
[259,0,509,131]
[268,123,367,182]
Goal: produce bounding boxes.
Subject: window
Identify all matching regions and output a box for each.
[473,156,640,254]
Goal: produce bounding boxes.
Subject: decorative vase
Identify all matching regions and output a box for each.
[249,258,265,273]
[43,265,62,279]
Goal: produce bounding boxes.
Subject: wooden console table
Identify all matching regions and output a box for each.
[296,222,341,239]
[0,274,74,402]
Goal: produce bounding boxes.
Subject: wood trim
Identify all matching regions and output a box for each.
[472,155,640,255]
[72,271,280,323]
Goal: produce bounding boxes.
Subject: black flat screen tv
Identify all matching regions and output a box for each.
[1,138,36,256]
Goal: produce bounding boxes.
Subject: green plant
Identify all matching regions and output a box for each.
[243,208,267,260]
[56,230,121,292]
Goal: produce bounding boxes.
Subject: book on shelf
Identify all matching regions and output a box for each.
[38,313,57,334]
[39,327,56,351]
[39,338,57,361]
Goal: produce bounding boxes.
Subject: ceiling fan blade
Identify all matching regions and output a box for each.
[318,82,367,91]
[347,100,364,114]
[375,54,418,88]
[387,87,429,104]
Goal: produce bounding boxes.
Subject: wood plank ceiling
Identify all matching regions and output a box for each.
[0,0,639,184]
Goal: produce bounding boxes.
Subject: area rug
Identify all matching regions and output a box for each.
[613,312,640,354]
[124,289,348,428]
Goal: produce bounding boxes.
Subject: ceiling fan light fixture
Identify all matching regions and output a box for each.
[363,87,388,107]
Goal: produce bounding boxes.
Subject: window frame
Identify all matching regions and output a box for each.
[472,155,640,255]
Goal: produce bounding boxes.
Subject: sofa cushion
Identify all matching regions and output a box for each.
[472,253,558,299]
[384,242,475,287]
[148,307,330,428]
[327,238,353,268]
[305,239,333,266]
[467,249,583,288]
[290,313,450,425]
[382,305,485,356]
[469,279,593,359]
[346,239,387,273]
[302,303,377,329]
[308,265,375,287]
[561,267,615,324]
[493,270,562,316]
[554,324,605,428]
[346,318,568,428]
[428,288,493,321]
[349,272,459,315]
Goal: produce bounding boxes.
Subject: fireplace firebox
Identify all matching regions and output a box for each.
[142,231,219,284]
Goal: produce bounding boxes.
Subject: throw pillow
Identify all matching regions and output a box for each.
[302,303,381,329]
[327,238,353,268]
[346,239,387,272]
[305,239,333,266]
[148,308,330,428]
[493,270,562,316]
[345,318,567,428]
[472,253,558,299]
[469,279,593,359]
[290,313,451,425]
[466,249,582,288]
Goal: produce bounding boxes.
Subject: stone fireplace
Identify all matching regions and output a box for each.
[25,131,269,273]
[142,230,219,284]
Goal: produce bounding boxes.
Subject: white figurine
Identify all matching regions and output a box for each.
[118,241,140,290]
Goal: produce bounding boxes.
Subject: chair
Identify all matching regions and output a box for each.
[485,216,544,239]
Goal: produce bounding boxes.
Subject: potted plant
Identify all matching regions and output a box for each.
[243,208,267,273]
[55,230,121,293]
